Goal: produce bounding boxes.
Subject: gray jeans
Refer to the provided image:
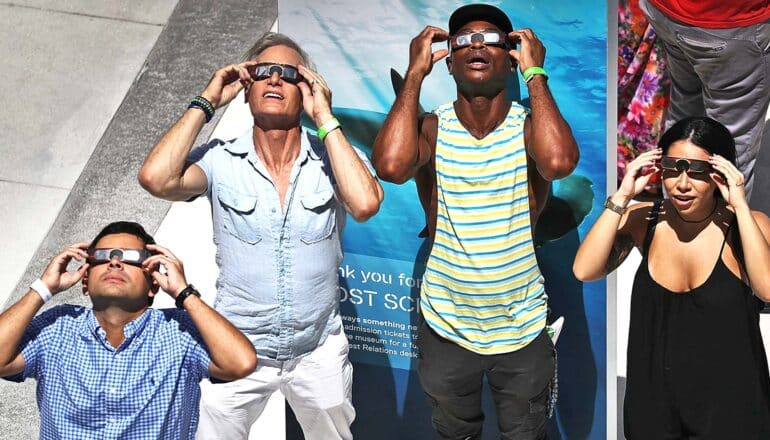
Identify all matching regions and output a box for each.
[640,0,770,197]
[417,320,556,440]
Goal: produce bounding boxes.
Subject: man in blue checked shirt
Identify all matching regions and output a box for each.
[0,221,257,439]
[139,33,383,440]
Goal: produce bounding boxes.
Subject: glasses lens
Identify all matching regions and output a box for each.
[88,248,149,265]
[687,159,709,173]
[660,157,710,174]
[279,65,301,83]
[480,32,503,45]
[660,156,677,171]
[252,64,302,84]
[452,32,505,50]
[454,34,472,48]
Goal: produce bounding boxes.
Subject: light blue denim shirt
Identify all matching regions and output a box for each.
[190,129,371,361]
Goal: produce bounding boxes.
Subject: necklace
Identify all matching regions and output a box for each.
[672,199,718,223]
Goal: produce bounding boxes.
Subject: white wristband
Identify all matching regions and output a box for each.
[30,279,53,303]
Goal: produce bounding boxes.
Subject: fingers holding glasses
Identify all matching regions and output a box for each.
[708,155,747,207]
[201,64,248,109]
[236,60,259,90]
[408,26,450,79]
[297,65,333,124]
[708,155,743,185]
[142,244,188,296]
[509,28,545,73]
[40,242,91,294]
[617,148,662,201]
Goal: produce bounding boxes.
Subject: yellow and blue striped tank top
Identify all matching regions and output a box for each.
[421,101,547,355]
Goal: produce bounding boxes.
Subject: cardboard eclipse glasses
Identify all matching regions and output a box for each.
[660,156,712,174]
[247,63,305,84]
[449,31,510,51]
[87,248,152,266]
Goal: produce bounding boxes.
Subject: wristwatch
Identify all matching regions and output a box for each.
[604,196,627,215]
[175,284,201,309]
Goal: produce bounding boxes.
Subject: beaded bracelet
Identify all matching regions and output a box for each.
[188,96,215,122]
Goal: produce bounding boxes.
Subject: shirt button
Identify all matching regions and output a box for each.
[271,207,276,213]
[109,387,117,394]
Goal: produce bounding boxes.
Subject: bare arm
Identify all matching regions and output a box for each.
[709,155,770,300]
[0,291,44,377]
[573,150,661,281]
[297,66,383,222]
[372,26,448,184]
[512,29,579,181]
[0,243,90,377]
[138,63,256,201]
[143,245,256,381]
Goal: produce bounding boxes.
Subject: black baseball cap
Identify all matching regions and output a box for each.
[449,4,513,35]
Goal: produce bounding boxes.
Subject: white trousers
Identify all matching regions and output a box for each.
[196,327,355,440]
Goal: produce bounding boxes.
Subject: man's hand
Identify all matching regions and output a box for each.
[297,65,335,126]
[40,242,90,295]
[200,62,258,109]
[406,26,450,79]
[509,29,546,72]
[142,244,188,298]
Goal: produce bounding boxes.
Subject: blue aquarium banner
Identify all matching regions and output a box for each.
[280,1,607,438]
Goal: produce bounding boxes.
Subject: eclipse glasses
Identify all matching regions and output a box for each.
[660,156,712,174]
[449,31,510,51]
[247,63,304,84]
[87,248,152,266]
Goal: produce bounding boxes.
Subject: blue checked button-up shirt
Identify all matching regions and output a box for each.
[190,129,371,361]
[4,305,211,440]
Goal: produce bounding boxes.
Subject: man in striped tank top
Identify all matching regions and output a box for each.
[373,4,579,439]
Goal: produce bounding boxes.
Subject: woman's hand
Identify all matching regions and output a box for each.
[613,148,662,206]
[709,154,748,210]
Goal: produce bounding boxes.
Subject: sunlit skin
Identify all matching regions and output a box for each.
[446,20,511,95]
[246,45,305,129]
[82,233,156,315]
[662,140,719,220]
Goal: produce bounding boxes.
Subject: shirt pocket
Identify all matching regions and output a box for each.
[216,183,262,244]
[299,188,336,244]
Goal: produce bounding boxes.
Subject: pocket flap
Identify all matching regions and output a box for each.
[300,189,334,210]
[217,183,258,213]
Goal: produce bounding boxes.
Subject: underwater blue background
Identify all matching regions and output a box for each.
[282,1,607,438]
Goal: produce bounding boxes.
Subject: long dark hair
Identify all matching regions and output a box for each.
[659,117,735,199]
[659,117,736,164]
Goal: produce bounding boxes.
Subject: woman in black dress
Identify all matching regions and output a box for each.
[574,117,770,439]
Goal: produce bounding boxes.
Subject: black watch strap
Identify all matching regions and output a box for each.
[175,284,200,309]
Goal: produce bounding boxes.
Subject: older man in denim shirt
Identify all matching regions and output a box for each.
[139,32,383,440]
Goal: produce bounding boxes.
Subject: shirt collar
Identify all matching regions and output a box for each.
[81,308,153,351]
[223,128,323,165]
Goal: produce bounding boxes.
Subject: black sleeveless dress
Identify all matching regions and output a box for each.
[624,201,770,439]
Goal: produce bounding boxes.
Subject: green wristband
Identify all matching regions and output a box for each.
[522,66,548,83]
[317,117,342,141]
